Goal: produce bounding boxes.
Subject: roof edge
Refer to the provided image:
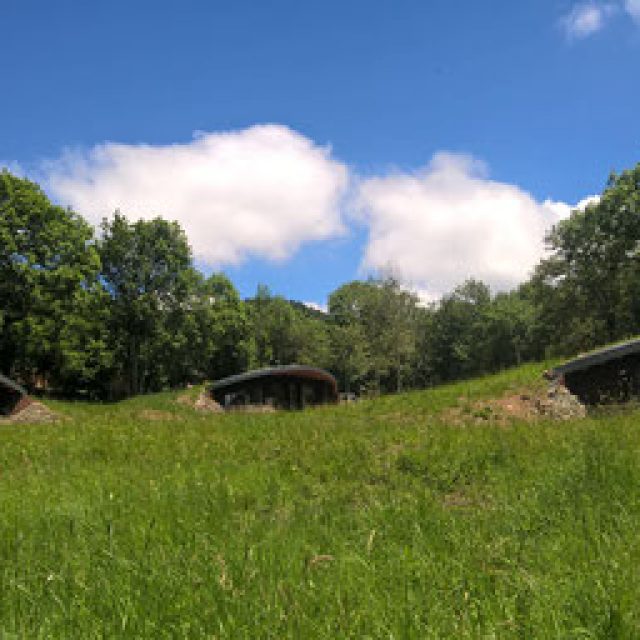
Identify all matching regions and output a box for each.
[0,373,27,397]
[212,365,337,390]
[550,337,640,378]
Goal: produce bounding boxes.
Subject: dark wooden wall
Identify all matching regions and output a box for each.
[564,352,640,405]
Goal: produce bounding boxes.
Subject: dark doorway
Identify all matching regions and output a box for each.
[0,375,27,416]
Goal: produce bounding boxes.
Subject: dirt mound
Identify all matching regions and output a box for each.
[194,391,223,413]
[444,385,586,427]
[177,390,278,413]
[535,384,588,420]
[138,409,181,421]
[176,392,196,407]
[177,389,223,413]
[1,399,60,424]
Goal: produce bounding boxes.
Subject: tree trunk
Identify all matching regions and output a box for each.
[130,335,138,396]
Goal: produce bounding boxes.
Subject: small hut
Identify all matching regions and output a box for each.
[211,365,338,410]
[0,374,29,416]
[547,337,640,405]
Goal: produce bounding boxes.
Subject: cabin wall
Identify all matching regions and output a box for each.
[212,375,336,410]
[564,352,640,405]
[0,385,25,416]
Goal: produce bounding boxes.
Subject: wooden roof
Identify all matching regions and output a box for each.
[212,365,337,392]
[0,373,27,397]
[550,337,640,378]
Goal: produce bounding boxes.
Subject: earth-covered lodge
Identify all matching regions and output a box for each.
[211,365,338,410]
[548,337,640,405]
[0,373,29,416]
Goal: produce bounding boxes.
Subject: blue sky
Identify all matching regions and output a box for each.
[2,0,640,304]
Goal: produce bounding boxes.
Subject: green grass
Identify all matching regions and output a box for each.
[2,362,640,638]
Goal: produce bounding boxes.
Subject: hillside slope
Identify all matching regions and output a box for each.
[2,363,639,637]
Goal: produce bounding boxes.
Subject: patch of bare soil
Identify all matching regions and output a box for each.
[138,409,181,421]
[176,389,223,413]
[194,391,223,413]
[177,390,276,413]
[225,404,276,414]
[307,554,335,569]
[1,399,60,424]
[442,491,493,511]
[176,392,196,407]
[443,385,586,427]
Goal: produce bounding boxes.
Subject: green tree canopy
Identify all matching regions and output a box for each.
[329,277,418,393]
[246,286,330,370]
[0,170,105,386]
[530,163,640,355]
[99,213,195,394]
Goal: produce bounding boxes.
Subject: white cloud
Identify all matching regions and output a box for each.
[624,0,640,20]
[38,128,601,301]
[1,161,25,177]
[302,301,328,313]
[561,0,640,37]
[46,124,348,266]
[562,2,614,38]
[542,194,600,220]
[355,152,594,300]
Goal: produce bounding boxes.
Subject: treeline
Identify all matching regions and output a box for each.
[2,164,640,398]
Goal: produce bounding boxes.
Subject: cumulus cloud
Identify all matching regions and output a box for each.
[355,152,595,300]
[303,301,328,313]
[1,160,25,177]
[46,124,348,266]
[560,0,640,37]
[561,2,615,38]
[40,127,600,302]
[624,0,640,20]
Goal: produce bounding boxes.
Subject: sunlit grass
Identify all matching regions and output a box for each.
[2,362,640,637]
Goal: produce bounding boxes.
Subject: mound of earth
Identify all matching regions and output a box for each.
[138,409,181,421]
[1,398,60,424]
[195,392,223,413]
[177,389,278,413]
[177,389,223,413]
[534,384,588,420]
[445,384,586,426]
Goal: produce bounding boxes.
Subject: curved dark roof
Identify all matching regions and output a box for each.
[0,373,27,397]
[550,337,640,378]
[212,365,337,391]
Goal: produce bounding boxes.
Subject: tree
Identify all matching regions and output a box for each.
[192,273,252,381]
[246,286,330,369]
[530,163,640,355]
[328,321,369,394]
[99,213,195,394]
[328,277,418,393]
[0,170,106,387]
[249,285,275,367]
[424,279,491,383]
[288,312,331,369]
[482,291,536,370]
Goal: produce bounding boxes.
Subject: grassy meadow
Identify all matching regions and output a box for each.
[2,363,640,638]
